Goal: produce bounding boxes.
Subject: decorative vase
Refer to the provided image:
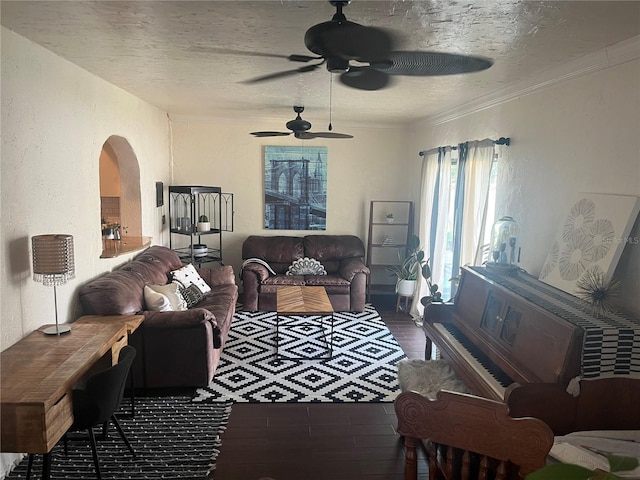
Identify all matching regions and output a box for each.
[397,279,417,296]
[488,216,520,271]
[386,216,394,224]
[197,221,210,232]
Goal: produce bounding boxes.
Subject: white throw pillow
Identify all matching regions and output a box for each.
[170,264,211,293]
[145,284,187,311]
[144,285,173,312]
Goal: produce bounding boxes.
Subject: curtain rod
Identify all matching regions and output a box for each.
[418,137,510,157]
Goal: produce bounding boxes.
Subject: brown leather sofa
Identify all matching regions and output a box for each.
[78,245,238,389]
[241,235,369,312]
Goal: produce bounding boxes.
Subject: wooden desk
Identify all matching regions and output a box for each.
[74,314,143,364]
[1,322,129,454]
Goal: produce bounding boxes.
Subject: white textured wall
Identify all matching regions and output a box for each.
[0,28,172,354]
[1,27,172,474]
[408,59,640,315]
[169,120,413,281]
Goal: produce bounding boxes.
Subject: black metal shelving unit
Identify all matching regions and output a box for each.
[168,185,233,265]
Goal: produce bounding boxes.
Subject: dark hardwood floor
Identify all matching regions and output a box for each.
[211,298,429,480]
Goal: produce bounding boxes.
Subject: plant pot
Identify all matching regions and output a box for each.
[196,221,210,232]
[386,217,394,224]
[397,279,417,296]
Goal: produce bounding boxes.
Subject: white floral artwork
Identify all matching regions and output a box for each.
[539,193,640,295]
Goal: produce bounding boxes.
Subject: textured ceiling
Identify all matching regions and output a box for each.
[2,1,640,128]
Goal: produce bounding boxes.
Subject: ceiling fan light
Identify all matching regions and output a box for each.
[340,67,390,90]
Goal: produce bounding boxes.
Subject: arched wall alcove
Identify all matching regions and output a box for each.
[100,135,148,257]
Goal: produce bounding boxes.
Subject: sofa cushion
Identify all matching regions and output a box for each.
[262,274,306,286]
[170,263,211,293]
[286,257,327,276]
[303,235,365,262]
[242,236,304,274]
[79,270,146,315]
[304,274,350,286]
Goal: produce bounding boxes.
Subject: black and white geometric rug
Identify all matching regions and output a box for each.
[6,396,231,480]
[192,304,407,403]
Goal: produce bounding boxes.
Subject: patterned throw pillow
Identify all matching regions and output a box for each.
[178,283,206,308]
[286,257,327,276]
[170,264,212,293]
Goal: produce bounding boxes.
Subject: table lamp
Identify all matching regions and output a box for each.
[32,234,75,335]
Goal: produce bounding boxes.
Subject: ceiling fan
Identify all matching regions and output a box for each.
[245,0,493,91]
[250,106,353,139]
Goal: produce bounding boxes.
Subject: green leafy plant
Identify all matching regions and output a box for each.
[420,258,442,304]
[526,454,639,480]
[386,235,425,284]
[198,214,209,222]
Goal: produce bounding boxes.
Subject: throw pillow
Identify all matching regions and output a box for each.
[178,282,206,308]
[145,283,188,311]
[170,263,212,293]
[286,257,327,276]
[143,285,173,312]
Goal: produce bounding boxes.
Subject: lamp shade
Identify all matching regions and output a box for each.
[32,234,75,286]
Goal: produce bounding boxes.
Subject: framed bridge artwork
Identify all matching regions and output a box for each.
[264,146,328,230]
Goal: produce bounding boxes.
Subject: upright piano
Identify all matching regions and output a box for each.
[422,266,640,401]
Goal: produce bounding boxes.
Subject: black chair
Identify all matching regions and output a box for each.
[27,345,137,480]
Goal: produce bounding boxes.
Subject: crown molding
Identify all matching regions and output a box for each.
[428,35,640,126]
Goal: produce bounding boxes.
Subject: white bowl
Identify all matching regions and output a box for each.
[191,244,208,257]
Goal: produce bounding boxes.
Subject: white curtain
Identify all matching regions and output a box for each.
[410,141,495,320]
[410,147,454,319]
[460,140,496,270]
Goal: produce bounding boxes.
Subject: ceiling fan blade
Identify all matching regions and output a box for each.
[307,132,354,139]
[250,131,292,137]
[372,51,493,76]
[340,66,392,91]
[187,46,322,63]
[243,63,323,84]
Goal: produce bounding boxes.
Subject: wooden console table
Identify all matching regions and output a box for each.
[0,321,136,461]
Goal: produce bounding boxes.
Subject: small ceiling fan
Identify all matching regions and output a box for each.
[250,106,353,139]
[245,0,493,91]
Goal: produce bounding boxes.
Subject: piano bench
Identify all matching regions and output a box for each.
[397,358,471,399]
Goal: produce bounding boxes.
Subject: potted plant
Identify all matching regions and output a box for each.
[420,258,442,305]
[387,234,424,296]
[197,214,210,232]
[386,213,394,224]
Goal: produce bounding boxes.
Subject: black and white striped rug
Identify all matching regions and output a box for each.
[6,396,231,480]
[192,304,407,403]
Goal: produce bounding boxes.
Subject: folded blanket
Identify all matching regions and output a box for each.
[241,258,276,276]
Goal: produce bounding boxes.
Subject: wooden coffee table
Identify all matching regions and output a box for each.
[276,286,334,359]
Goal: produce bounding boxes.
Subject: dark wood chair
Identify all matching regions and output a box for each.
[505,377,640,435]
[395,390,554,480]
